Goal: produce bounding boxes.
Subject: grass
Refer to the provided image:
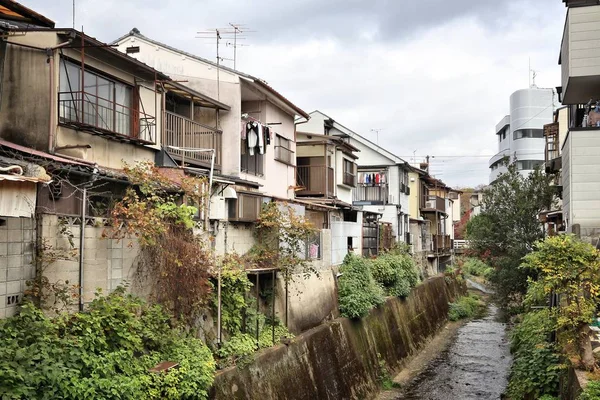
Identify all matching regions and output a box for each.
[448,294,486,321]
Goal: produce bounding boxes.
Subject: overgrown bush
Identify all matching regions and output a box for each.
[370,254,419,298]
[0,288,215,399]
[579,380,600,400]
[216,324,293,368]
[448,294,485,321]
[507,309,562,399]
[460,257,494,280]
[338,253,385,319]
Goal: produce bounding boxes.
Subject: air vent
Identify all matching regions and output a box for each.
[7,294,20,306]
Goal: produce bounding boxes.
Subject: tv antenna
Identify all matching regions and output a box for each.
[370,128,382,146]
[197,27,243,100]
[226,23,253,70]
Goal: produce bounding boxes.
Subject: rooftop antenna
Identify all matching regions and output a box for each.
[197,28,242,101]
[226,23,253,70]
[529,58,538,88]
[370,128,382,146]
[72,0,75,29]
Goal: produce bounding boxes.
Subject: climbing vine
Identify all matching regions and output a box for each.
[108,161,213,323]
[248,201,317,279]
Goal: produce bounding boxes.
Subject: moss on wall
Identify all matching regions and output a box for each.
[210,276,464,400]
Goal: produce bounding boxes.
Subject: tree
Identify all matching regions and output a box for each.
[523,235,600,370]
[466,162,556,309]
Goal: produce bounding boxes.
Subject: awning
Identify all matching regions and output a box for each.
[0,174,50,183]
[162,81,230,111]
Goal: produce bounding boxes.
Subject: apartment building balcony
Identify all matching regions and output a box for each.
[420,195,446,213]
[296,165,334,197]
[58,91,156,144]
[352,183,389,205]
[163,111,222,169]
[429,234,452,256]
[544,121,561,173]
[560,4,600,104]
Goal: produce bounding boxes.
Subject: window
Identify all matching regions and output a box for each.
[516,160,543,171]
[513,128,544,140]
[343,159,356,187]
[228,193,261,222]
[274,134,294,165]
[59,59,135,137]
[240,140,264,176]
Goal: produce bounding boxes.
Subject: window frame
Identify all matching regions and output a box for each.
[274,134,295,166]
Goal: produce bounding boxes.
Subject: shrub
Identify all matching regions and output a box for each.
[338,254,385,319]
[580,380,600,400]
[0,289,216,399]
[461,258,494,280]
[448,294,485,321]
[507,309,562,399]
[370,254,419,298]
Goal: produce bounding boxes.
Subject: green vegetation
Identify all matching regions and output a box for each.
[0,289,215,400]
[522,235,600,370]
[377,353,396,390]
[448,294,485,321]
[370,253,420,298]
[459,257,494,281]
[506,309,562,399]
[337,254,385,319]
[579,380,600,400]
[466,162,556,312]
[338,252,420,319]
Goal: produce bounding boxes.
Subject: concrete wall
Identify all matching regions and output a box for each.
[211,276,464,400]
[0,216,35,318]
[0,39,53,150]
[331,219,362,266]
[40,214,140,304]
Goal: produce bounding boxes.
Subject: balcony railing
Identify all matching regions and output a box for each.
[421,195,445,213]
[164,111,222,168]
[431,234,452,254]
[353,183,389,205]
[58,91,156,143]
[343,172,356,187]
[274,145,294,165]
[296,165,334,197]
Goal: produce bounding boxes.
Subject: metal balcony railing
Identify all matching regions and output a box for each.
[353,184,389,204]
[296,165,334,197]
[58,91,156,143]
[164,111,222,168]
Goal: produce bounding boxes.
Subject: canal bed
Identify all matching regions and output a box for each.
[396,304,512,400]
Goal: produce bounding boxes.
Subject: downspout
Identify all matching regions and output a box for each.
[78,186,86,311]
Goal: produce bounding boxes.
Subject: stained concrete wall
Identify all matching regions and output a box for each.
[0,216,35,318]
[211,276,464,400]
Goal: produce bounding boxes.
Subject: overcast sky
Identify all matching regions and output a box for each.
[28,0,566,187]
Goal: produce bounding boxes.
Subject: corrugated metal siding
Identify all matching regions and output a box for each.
[569,6,600,78]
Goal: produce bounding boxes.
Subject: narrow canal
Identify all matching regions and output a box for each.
[397,304,512,400]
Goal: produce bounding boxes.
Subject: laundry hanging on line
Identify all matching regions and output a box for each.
[244,119,274,156]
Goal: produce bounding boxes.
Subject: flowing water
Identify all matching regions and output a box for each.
[397,304,512,400]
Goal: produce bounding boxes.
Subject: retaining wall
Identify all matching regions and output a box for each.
[211,276,464,400]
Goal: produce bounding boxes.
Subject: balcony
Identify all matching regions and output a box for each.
[58,91,156,143]
[353,184,389,205]
[296,165,334,197]
[421,195,445,213]
[430,234,452,255]
[163,111,222,168]
[544,121,561,173]
[560,5,600,104]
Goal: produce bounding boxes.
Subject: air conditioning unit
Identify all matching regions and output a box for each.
[426,199,436,209]
[209,196,226,220]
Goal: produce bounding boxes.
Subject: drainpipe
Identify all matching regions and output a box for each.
[78,186,86,311]
[46,40,72,153]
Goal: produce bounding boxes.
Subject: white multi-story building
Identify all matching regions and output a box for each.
[489,87,556,183]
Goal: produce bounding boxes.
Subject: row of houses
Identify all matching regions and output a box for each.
[539,0,600,243]
[0,1,461,326]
